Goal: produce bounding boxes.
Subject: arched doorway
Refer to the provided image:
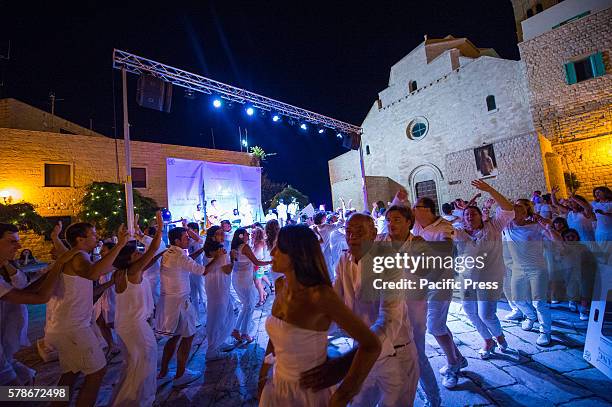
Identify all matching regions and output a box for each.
[409,164,444,214]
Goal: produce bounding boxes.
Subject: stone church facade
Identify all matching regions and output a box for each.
[329,0,611,211]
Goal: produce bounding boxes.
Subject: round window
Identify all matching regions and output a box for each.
[406,117,429,140]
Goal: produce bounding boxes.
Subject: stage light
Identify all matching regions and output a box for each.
[272,115,281,122]
[336,133,343,139]
[318,129,324,134]
[242,139,248,147]
[300,123,307,130]
[213,99,222,108]
[246,107,255,116]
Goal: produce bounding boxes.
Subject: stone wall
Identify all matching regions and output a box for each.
[445,132,549,204]
[518,7,612,195]
[0,127,255,220]
[19,230,53,263]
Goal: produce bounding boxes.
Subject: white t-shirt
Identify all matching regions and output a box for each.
[503,222,548,269]
[412,217,454,241]
[592,201,612,238]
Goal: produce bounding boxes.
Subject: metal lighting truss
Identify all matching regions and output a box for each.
[112,49,362,136]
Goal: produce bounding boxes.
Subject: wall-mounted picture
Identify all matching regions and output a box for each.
[474,144,498,178]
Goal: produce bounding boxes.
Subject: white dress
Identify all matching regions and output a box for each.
[260,315,333,406]
[205,254,236,353]
[232,245,257,334]
[110,272,156,407]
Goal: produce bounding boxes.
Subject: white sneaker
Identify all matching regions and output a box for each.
[536,333,551,346]
[521,318,535,331]
[440,365,459,388]
[579,312,589,321]
[157,373,174,387]
[504,309,524,321]
[172,369,201,387]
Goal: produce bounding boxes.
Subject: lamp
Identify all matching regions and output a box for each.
[0,191,11,204]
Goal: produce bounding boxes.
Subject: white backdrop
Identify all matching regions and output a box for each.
[166,157,264,223]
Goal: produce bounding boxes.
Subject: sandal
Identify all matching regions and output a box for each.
[241,334,255,344]
[231,329,242,342]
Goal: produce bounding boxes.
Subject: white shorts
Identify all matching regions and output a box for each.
[46,327,106,375]
[155,295,197,338]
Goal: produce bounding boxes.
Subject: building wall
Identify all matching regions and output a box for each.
[445,132,549,203]
[358,55,535,205]
[0,98,106,138]
[510,0,564,42]
[0,128,255,219]
[519,7,612,196]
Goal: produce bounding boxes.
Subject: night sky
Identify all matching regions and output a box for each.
[1,1,519,208]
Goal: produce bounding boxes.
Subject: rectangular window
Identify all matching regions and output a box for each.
[131,167,147,188]
[44,163,72,187]
[565,52,606,84]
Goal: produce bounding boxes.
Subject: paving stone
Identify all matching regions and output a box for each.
[564,368,612,402]
[503,325,568,351]
[531,349,591,373]
[461,358,516,389]
[502,362,593,404]
[558,397,612,407]
[484,384,555,407]
[447,319,477,334]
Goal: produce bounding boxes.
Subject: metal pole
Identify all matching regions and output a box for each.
[122,67,135,235]
[358,135,368,211]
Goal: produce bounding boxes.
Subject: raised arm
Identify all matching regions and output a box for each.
[128,211,163,276]
[318,286,381,406]
[569,196,594,219]
[471,179,512,211]
[72,225,130,281]
[550,186,570,214]
[50,221,69,255]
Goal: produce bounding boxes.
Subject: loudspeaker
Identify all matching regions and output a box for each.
[136,75,172,113]
[342,133,361,150]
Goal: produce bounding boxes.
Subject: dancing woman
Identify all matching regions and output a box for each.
[453,180,515,358]
[258,225,381,406]
[230,228,271,343]
[110,212,164,406]
[203,226,236,360]
[264,220,281,285]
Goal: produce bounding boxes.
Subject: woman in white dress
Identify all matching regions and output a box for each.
[203,226,236,360]
[230,228,271,343]
[264,220,281,285]
[592,186,612,262]
[258,224,381,407]
[109,212,163,407]
[551,187,595,246]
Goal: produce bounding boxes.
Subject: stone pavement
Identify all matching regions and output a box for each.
[16,297,611,406]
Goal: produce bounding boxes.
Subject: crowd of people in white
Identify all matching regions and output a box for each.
[0,181,609,406]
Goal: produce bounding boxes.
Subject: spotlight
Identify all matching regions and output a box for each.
[300,123,307,130]
[336,133,343,139]
[318,129,324,134]
[242,139,248,147]
[246,107,255,116]
[272,115,281,122]
[213,99,222,108]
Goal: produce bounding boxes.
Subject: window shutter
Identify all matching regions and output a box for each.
[564,62,577,84]
[590,52,606,77]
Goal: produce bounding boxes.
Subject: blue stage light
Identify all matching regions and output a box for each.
[300,123,307,130]
[213,99,222,108]
[272,115,281,122]
[318,129,324,134]
[242,139,248,147]
[246,107,255,116]
[336,133,343,138]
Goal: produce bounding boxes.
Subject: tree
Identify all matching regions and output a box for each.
[270,185,309,210]
[0,203,51,234]
[78,182,159,237]
[261,173,287,211]
[564,172,581,194]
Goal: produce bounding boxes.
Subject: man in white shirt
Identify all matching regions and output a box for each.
[300,213,418,406]
[156,226,216,387]
[46,222,129,406]
[265,209,278,222]
[277,199,288,227]
[413,197,466,390]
